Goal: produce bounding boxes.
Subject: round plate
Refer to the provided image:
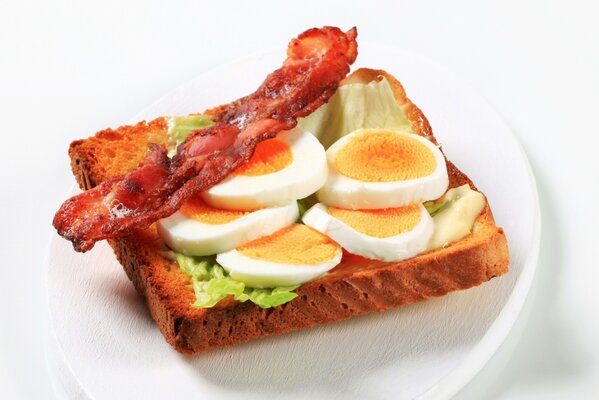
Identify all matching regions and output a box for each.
[45,44,540,400]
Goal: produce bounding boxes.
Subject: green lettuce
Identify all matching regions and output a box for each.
[167,115,214,147]
[298,76,412,149]
[237,286,299,308]
[175,253,298,308]
[424,199,453,217]
[297,197,317,218]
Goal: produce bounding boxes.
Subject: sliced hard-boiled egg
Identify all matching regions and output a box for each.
[302,202,434,262]
[157,194,299,256]
[201,127,327,210]
[317,128,448,209]
[216,224,342,288]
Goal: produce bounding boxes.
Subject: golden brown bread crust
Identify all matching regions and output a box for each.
[68,68,509,354]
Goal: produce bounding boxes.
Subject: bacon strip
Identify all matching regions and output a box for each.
[54,26,358,252]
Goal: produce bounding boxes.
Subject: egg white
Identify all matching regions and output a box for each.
[216,244,342,288]
[157,202,299,256]
[302,203,434,262]
[201,127,327,211]
[317,129,449,209]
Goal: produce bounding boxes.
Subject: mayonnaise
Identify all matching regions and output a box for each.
[427,185,486,250]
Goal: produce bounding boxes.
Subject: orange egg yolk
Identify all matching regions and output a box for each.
[237,224,339,265]
[328,204,422,238]
[334,130,436,182]
[180,194,250,224]
[236,138,293,176]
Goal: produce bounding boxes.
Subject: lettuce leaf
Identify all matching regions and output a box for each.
[424,199,453,217]
[167,115,214,146]
[237,286,299,308]
[191,276,246,308]
[296,197,314,219]
[298,76,412,148]
[175,253,299,308]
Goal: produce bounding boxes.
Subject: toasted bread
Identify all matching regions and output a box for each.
[68,68,509,354]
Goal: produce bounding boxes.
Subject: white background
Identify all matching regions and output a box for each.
[1,0,598,398]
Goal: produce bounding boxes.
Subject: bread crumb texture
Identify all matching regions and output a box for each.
[69,118,169,185]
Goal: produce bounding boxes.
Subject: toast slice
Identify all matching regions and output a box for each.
[68,68,509,354]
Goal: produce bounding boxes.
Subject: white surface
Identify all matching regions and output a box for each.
[1,1,598,399]
[45,46,538,399]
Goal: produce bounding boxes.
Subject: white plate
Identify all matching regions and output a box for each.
[45,44,540,400]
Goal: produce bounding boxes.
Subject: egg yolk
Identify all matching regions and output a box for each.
[180,194,250,224]
[237,224,338,265]
[328,204,422,238]
[236,138,293,176]
[334,130,436,182]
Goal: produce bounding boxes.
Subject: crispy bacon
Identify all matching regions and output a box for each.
[54,26,358,252]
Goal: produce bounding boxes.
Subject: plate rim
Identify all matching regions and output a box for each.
[419,126,541,399]
[44,44,541,400]
[351,42,542,399]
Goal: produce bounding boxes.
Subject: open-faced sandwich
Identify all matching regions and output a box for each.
[53,26,509,354]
